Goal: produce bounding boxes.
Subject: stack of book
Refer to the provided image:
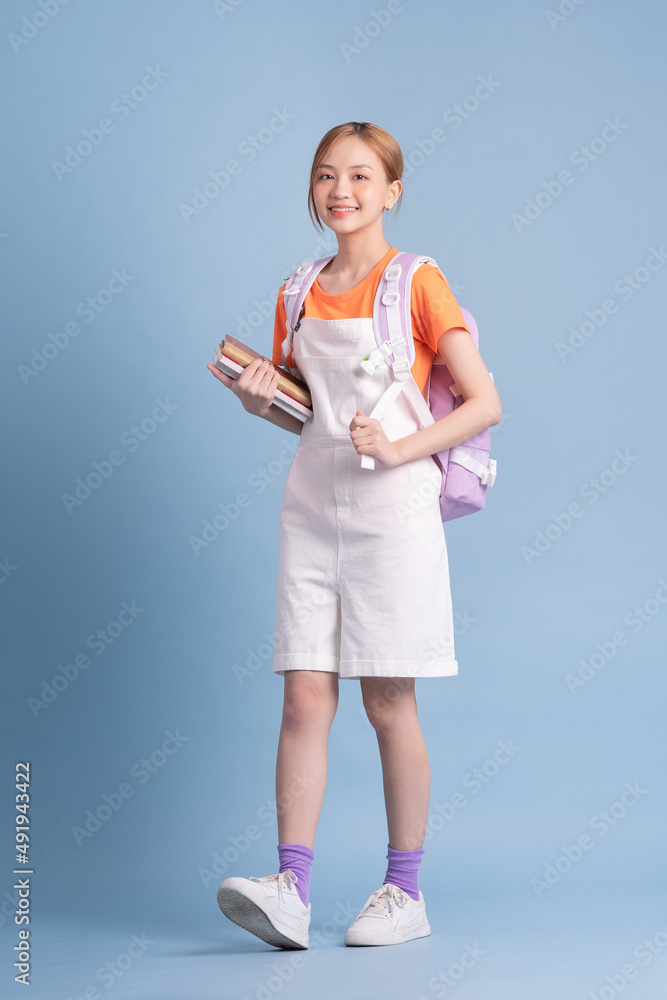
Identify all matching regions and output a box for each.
[212,335,312,422]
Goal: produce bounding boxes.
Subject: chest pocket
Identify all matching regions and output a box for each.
[294,317,376,359]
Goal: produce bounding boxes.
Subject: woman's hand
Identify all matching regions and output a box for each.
[207,357,280,417]
[349,409,402,467]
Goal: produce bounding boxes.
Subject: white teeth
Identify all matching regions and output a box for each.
[330,207,357,211]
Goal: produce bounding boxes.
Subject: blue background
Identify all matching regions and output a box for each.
[2,1,665,998]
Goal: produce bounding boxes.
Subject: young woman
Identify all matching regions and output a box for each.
[207,121,501,950]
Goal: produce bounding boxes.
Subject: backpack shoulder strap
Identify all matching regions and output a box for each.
[279,256,334,375]
[395,257,483,411]
[359,252,436,467]
[369,251,438,373]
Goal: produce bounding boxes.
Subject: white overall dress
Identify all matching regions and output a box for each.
[272,306,459,680]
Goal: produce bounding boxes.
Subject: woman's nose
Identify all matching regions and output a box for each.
[330,180,352,198]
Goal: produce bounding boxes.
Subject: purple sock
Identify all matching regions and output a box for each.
[277,843,314,907]
[383,843,425,901]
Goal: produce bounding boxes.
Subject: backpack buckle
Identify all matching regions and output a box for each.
[481,459,497,487]
[384,264,402,281]
[381,290,400,306]
[391,356,411,379]
[360,341,393,374]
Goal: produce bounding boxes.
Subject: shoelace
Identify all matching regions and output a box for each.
[249,870,298,902]
[361,883,409,916]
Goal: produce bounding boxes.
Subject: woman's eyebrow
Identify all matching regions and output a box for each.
[318,163,375,170]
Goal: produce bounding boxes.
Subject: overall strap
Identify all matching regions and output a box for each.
[280,256,335,375]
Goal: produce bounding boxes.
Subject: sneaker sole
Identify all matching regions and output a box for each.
[344,921,431,946]
[217,886,308,950]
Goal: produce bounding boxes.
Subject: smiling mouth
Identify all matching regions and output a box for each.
[329,207,358,213]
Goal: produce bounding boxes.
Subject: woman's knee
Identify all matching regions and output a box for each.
[282,670,339,729]
[361,677,415,731]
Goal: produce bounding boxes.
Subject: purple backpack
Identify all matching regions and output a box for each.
[281,251,497,522]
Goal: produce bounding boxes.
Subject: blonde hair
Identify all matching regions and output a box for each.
[307,122,403,231]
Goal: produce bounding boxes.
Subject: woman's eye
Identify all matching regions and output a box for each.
[317,173,367,180]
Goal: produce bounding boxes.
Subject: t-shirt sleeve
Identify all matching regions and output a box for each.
[410,262,471,355]
[272,282,288,366]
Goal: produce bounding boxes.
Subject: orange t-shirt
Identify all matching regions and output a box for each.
[271,246,471,394]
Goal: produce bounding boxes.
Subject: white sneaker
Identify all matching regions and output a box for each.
[344,882,431,946]
[217,869,311,949]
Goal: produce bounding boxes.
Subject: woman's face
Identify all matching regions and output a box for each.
[312,134,401,234]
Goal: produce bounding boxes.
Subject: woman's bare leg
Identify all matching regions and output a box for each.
[360,676,430,851]
[275,669,339,849]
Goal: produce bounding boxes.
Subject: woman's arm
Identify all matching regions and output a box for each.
[393,327,502,465]
[257,399,304,436]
